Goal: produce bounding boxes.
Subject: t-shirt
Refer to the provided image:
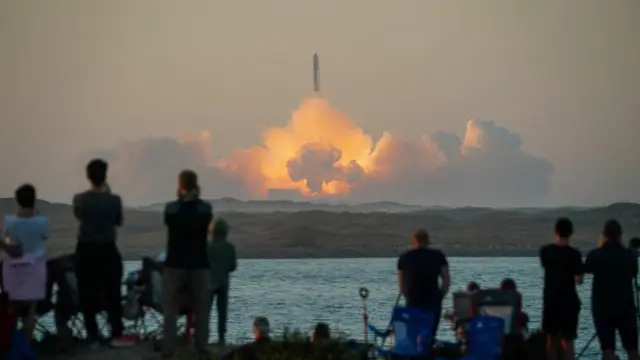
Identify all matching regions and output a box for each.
[539,243,583,307]
[164,199,213,270]
[584,241,638,314]
[397,247,448,309]
[1,214,49,258]
[73,191,123,244]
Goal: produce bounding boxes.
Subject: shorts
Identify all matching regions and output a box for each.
[542,303,579,340]
[1,256,47,301]
[593,308,638,352]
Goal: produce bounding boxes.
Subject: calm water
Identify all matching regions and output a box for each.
[41,258,610,359]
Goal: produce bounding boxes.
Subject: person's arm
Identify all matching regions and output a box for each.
[397,255,405,297]
[41,217,50,241]
[229,244,237,273]
[163,202,179,227]
[72,193,82,220]
[575,251,584,285]
[439,252,451,298]
[114,195,124,227]
[630,250,638,279]
[539,245,546,268]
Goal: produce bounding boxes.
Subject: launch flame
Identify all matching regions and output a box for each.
[97,96,553,206]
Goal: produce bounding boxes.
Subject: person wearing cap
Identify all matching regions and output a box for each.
[396,228,450,340]
[162,170,213,358]
[584,219,639,360]
[207,218,237,345]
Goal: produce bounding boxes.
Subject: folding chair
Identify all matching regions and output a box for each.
[367,306,435,359]
[460,316,504,360]
[49,254,111,341]
[135,257,196,342]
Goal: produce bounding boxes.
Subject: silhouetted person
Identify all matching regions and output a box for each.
[73,159,133,347]
[0,184,49,342]
[499,278,529,335]
[499,278,517,292]
[207,218,237,345]
[397,229,450,340]
[312,322,331,344]
[162,170,213,358]
[584,220,639,360]
[466,281,480,292]
[224,317,271,360]
[539,217,583,360]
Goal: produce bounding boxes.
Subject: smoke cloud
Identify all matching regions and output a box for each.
[93,97,553,206]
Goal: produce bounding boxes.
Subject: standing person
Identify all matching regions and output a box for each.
[162,170,213,358]
[207,218,237,345]
[539,217,584,360]
[0,184,49,342]
[397,229,451,340]
[73,159,134,348]
[584,220,639,360]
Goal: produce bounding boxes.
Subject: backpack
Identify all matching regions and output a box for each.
[0,289,15,351]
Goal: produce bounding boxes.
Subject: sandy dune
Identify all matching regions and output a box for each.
[1,199,639,259]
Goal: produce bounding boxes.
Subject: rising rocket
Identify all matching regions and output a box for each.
[313,53,320,93]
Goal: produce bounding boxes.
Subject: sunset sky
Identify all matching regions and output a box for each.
[1,0,638,206]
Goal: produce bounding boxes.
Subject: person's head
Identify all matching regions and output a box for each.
[601,219,622,245]
[500,278,517,292]
[466,281,480,292]
[211,218,230,241]
[312,322,330,343]
[86,159,108,188]
[412,229,430,248]
[15,184,36,210]
[178,170,199,198]
[252,316,270,340]
[554,217,574,241]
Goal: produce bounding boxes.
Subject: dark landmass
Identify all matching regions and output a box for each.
[1,198,639,260]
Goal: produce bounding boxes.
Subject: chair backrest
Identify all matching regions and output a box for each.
[453,291,477,319]
[389,306,435,357]
[52,255,79,312]
[140,257,164,312]
[473,289,521,335]
[466,315,504,357]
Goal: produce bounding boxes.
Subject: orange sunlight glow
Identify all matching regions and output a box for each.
[221,96,379,198]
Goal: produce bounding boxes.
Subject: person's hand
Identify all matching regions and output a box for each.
[5,244,23,258]
[598,234,606,247]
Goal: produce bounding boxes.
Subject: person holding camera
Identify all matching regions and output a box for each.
[584,219,639,360]
[539,217,583,360]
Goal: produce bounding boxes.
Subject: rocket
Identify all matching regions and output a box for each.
[313,53,320,93]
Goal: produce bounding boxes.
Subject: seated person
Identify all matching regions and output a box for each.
[444,281,481,322]
[312,322,331,344]
[466,281,480,292]
[224,317,271,360]
[499,278,529,335]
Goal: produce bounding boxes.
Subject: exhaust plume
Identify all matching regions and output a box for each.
[93,97,553,206]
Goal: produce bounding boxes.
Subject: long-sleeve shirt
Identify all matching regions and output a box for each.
[207,238,237,291]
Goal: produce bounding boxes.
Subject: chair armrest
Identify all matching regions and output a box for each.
[367,323,390,339]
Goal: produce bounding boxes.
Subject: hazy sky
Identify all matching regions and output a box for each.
[1,0,638,206]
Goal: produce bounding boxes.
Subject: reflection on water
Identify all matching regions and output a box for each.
[37,257,603,359]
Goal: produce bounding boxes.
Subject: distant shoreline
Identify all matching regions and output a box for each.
[109,249,541,261]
